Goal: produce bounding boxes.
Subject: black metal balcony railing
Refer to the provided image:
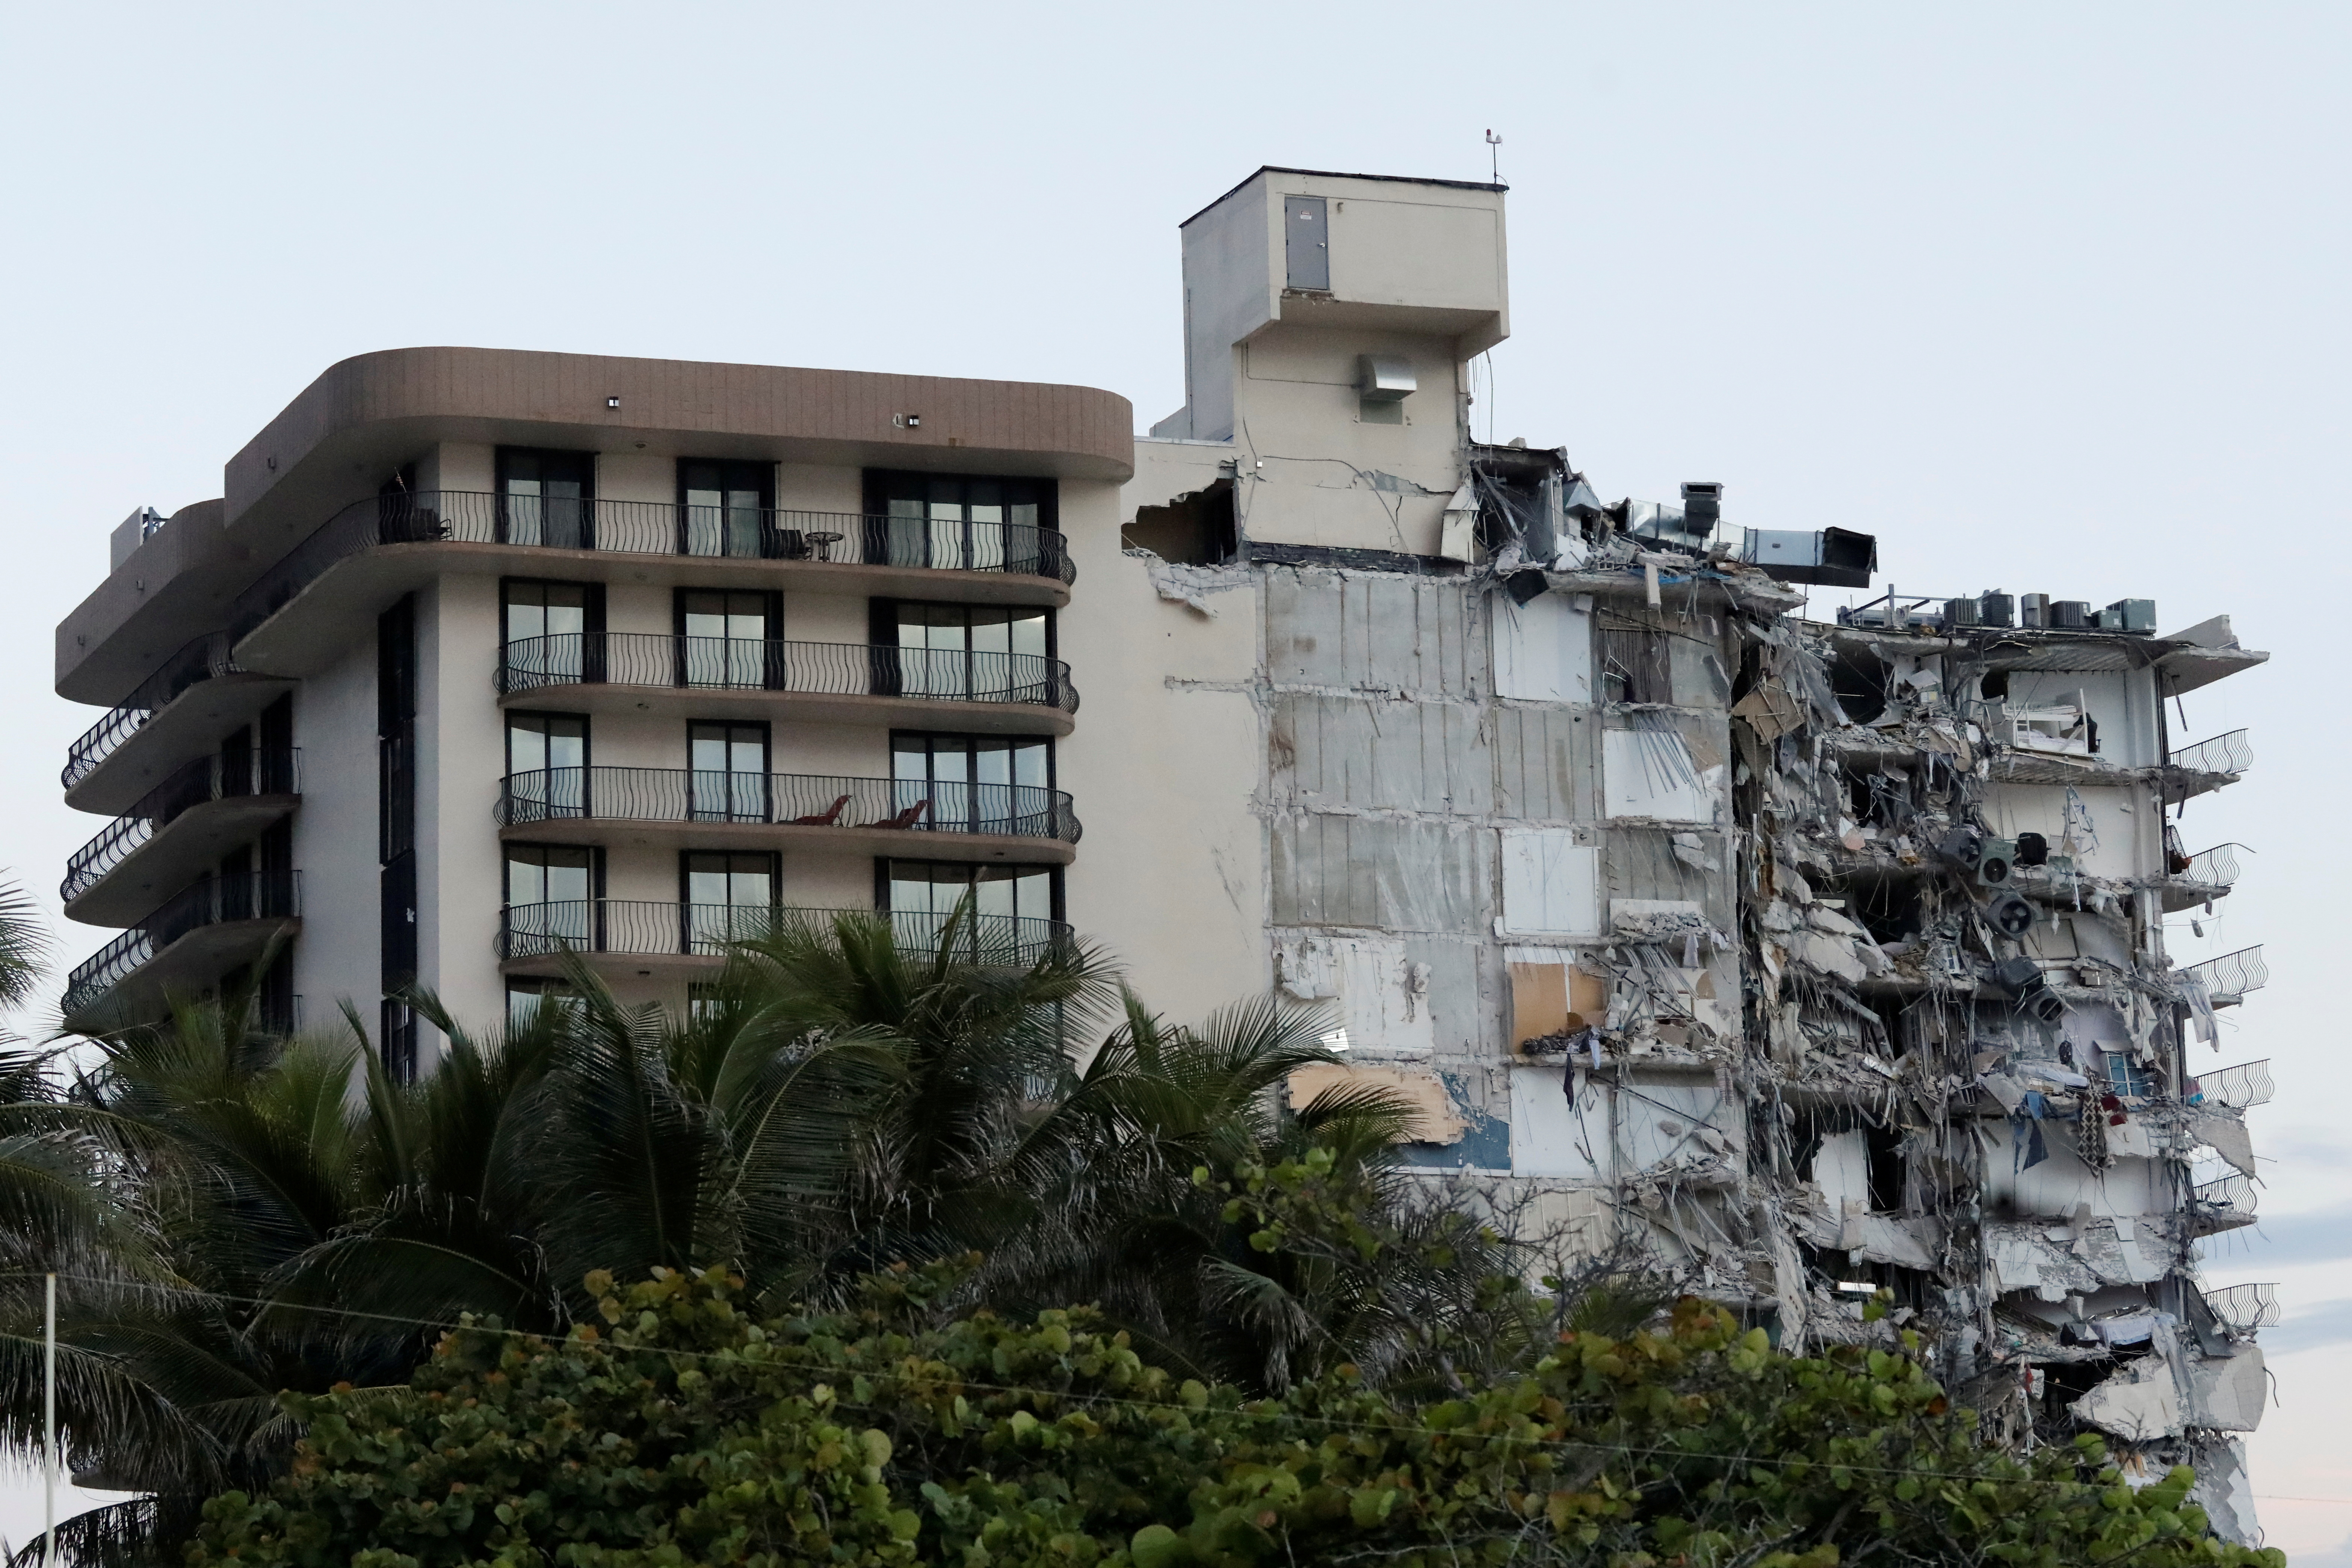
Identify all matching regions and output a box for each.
[497,901,1071,967]
[2168,729,2252,777]
[2204,1282,2280,1335]
[61,631,245,790]
[62,748,301,905]
[62,870,302,1020]
[494,633,1080,713]
[224,489,1076,646]
[2188,1058,2275,1110]
[497,767,1080,844]
[2175,843,2246,888]
[2183,945,2268,1001]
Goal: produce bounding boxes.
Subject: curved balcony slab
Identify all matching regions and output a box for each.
[62,872,303,1031]
[227,491,1073,681]
[496,901,1071,981]
[66,794,300,926]
[498,768,1077,866]
[61,914,302,1032]
[64,672,296,815]
[492,634,1077,736]
[496,681,1076,736]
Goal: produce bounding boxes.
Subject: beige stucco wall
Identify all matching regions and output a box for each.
[1227,322,1466,554]
[418,574,509,1040]
[1057,476,1269,1019]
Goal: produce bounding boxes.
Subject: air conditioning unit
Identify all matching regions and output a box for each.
[1986,893,2037,940]
[1978,591,2015,628]
[2099,598,2156,634]
[2021,593,2051,628]
[2049,600,2091,630]
[1977,838,2018,886]
[1943,597,1982,628]
[1741,527,1878,588]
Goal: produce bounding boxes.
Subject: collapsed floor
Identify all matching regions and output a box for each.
[1128,449,2275,1542]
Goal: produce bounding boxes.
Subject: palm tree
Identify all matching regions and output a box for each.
[0,906,1542,1565]
[0,877,50,1017]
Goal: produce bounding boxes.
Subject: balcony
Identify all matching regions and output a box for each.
[2160,842,2247,914]
[60,632,295,813]
[2182,945,2267,1009]
[496,901,1071,978]
[497,768,1079,864]
[2187,1058,2274,1110]
[228,491,1076,678]
[62,748,301,923]
[61,871,302,1029]
[494,634,1078,734]
[2190,1172,2258,1237]
[2203,1282,2279,1337]
[2165,728,2251,803]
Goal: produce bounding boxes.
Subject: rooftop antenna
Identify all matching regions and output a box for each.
[1485,129,1503,185]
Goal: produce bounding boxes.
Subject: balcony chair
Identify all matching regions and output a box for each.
[789,794,850,827]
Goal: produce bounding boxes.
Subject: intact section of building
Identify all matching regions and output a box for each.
[57,353,1132,1063]
[57,163,2276,1535]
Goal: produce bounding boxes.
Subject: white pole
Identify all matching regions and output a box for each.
[43,1272,55,1568]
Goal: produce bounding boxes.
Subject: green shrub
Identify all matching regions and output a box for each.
[188,1263,2279,1568]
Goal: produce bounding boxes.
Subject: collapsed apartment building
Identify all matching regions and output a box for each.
[57,162,2276,1538]
[1113,169,2276,1539]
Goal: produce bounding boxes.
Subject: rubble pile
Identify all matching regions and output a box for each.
[1478,457,2271,1538]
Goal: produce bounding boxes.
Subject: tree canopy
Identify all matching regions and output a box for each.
[187,1257,2280,1568]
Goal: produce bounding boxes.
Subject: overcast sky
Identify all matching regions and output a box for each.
[2,2,2345,1558]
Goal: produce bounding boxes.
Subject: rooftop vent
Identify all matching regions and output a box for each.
[1356,354,1416,402]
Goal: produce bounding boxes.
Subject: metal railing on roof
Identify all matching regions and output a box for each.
[2189,1059,2275,1110]
[2183,946,2268,1001]
[496,767,1079,844]
[2204,1282,2280,1334]
[2169,729,2252,777]
[62,870,301,1020]
[62,748,301,904]
[61,632,244,790]
[496,901,1071,967]
[494,633,1080,713]
[225,489,1076,645]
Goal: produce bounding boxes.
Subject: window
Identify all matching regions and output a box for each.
[878,601,1050,701]
[883,860,1060,958]
[498,449,594,549]
[508,978,573,1026]
[891,732,1052,835]
[506,844,598,946]
[504,579,599,684]
[507,713,589,818]
[679,459,773,559]
[677,589,778,689]
[689,721,769,822]
[682,850,778,952]
[2103,1051,2160,1100]
[864,471,1055,574]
